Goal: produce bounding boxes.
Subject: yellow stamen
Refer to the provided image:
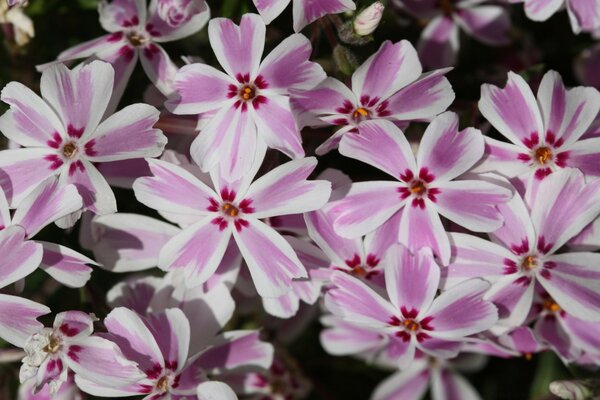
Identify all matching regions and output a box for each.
[222,203,239,217]
[535,147,553,165]
[521,255,537,270]
[543,298,561,313]
[43,336,61,354]
[403,319,420,331]
[410,181,427,196]
[62,142,78,158]
[353,107,369,118]
[241,86,256,100]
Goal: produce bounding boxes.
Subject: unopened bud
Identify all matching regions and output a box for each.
[353,2,384,36]
[550,379,600,400]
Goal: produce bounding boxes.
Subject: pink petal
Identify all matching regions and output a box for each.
[166,63,232,114]
[190,102,258,181]
[305,210,363,266]
[435,179,511,232]
[499,327,542,354]
[0,82,64,147]
[320,316,387,356]
[252,93,304,160]
[398,201,451,265]
[245,157,330,218]
[133,158,216,218]
[352,40,422,102]
[364,211,402,261]
[94,42,139,115]
[262,292,301,318]
[197,381,238,400]
[40,61,114,139]
[325,272,397,327]
[0,189,9,229]
[53,311,94,339]
[567,0,600,33]
[339,119,417,179]
[331,182,404,238]
[455,6,511,46]
[107,276,161,314]
[524,0,563,20]
[534,315,574,361]
[372,367,429,400]
[561,314,600,358]
[417,112,484,181]
[385,68,455,122]
[290,77,356,128]
[567,137,600,176]
[530,168,600,253]
[478,71,544,147]
[139,43,179,95]
[292,0,356,32]
[58,159,116,216]
[426,279,497,338]
[536,70,600,147]
[66,336,145,389]
[538,254,600,321]
[385,245,440,319]
[55,34,125,62]
[39,242,95,288]
[431,368,481,400]
[144,308,190,373]
[86,104,165,162]
[92,213,180,272]
[258,33,325,91]
[489,193,536,253]
[159,217,232,285]
[445,232,514,288]
[485,275,535,327]
[472,137,530,177]
[418,16,459,69]
[208,14,265,78]
[0,294,49,347]
[104,307,165,374]
[191,330,273,371]
[233,218,307,297]
[253,0,291,24]
[0,226,42,288]
[98,0,146,32]
[12,178,82,238]
[0,148,56,208]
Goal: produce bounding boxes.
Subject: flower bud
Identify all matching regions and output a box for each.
[157,0,208,27]
[353,2,384,36]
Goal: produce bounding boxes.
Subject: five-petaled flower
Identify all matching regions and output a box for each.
[0,61,167,226]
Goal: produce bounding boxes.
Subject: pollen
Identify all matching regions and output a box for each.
[240,86,256,101]
[127,32,146,47]
[43,336,61,354]
[410,180,427,196]
[222,203,239,217]
[62,142,78,159]
[534,147,553,165]
[521,255,537,270]
[156,376,169,392]
[352,107,369,119]
[542,298,561,313]
[351,265,368,277]
[403,319,420,331]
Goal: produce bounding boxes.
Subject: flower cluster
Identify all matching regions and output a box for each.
[1,0,600,399]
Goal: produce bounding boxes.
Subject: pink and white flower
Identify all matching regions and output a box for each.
[44,0,209,102]
[252,0,356,32]
[444,168,600,329]
[19,311,141,395]
[292,40,454,155]
[75,307,273,399]
[166,13,325,180]
[328,113,512,265]
[394,0,511,68]
[133,149,331,297]
[372,355,484,400]
[512,0,600,33]
[476,70,600,184]
[0,61,167,225]
[325,244,498,368]
[0,178,96,288]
